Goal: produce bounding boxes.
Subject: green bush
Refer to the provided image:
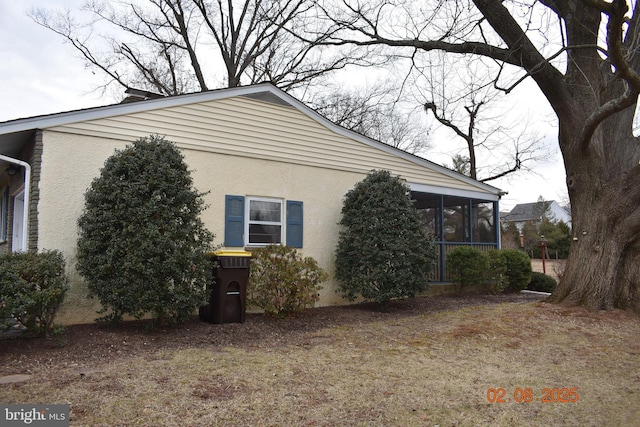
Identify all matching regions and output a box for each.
[446,246,490,289]
[486,249,508,294]
[76,135,214,325]
[335,170,437,305]
[501,249,533,292]
[0,250,68,337]
[527,272,557,293]
[248,245,328,318]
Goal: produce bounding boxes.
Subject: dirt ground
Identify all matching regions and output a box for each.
[3,291,640,426]
[0,293,544,377]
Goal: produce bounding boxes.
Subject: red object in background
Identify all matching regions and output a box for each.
[539,236,547,274]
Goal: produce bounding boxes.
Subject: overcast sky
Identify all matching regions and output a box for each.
[0,0,568,211]
[0,0,109,120]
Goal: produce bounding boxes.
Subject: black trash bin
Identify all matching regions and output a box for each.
[201,250,252,324]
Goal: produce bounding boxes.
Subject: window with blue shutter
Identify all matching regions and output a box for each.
[286,200,303,248]
[225,195,245,247]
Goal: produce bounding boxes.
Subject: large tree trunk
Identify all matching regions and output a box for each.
[547,108,640,312]
[526,1,640,314]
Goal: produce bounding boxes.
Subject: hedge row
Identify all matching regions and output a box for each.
[446,247,533,293]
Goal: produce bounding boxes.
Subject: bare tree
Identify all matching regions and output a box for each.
[424,91,547,182]
[318,0,640,313]
[29,0,363,95]
[310,85,430,154]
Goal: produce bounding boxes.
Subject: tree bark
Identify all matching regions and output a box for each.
[548,108,640,312]
[473,0,640,312]
[540,1,640,312]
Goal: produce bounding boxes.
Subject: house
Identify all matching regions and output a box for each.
[0,83,504,324]
[501,200,571,232]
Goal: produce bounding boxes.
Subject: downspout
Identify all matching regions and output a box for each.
[0,154,30,252]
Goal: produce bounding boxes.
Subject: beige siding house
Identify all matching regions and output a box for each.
[0,83,504,324]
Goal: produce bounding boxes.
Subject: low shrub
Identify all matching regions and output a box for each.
[0,250,69,337]
[501,249,533,292]
[528,272,557,293]
[446,246,489,289]
[248,245,328,318]
[486,249,508,294]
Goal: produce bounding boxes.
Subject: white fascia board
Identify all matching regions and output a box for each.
[408,182,502,202]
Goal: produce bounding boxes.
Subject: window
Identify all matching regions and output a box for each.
[472,201,496,243]
[0,188,8,242]
[414,193,442,240]
[247,197,283,245]
[12,189,25,252]
[224,195,303,248]
[443,196,470,243]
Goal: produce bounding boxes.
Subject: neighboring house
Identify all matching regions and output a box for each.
[0,83,504,324]
[501,200,571,232]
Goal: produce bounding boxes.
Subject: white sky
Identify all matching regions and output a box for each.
[0,0,568,211]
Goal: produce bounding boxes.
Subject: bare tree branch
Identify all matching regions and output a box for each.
[577,0,640,148]
[30,0,366,96]
[311,85,431,154]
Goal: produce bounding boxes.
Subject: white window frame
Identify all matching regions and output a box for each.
[0,187,8,242]
[245,197,283,246]
[11,189,26,252]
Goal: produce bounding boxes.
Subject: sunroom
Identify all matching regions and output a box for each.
[411,186,500,282]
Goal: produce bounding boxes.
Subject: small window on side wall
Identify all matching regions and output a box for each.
[224,195,303,248]
[0,188,8,242]
[247,197,282,245]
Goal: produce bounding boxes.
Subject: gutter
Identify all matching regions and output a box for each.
[0,154,30,252]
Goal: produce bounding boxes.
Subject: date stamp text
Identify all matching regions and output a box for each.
[486,387,579,403]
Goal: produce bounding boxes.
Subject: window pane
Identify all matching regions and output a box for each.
[443,196,469,242]
[412,192,442,240]
[249,224,282,244]
[249,200,281,222]
[473,202,496,243]
[420,207,441,240]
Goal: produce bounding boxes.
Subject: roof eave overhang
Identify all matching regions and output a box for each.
[408,182,502,201]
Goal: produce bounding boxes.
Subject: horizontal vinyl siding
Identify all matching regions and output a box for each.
[49,97,477,191]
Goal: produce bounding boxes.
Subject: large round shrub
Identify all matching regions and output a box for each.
[248,245,328,318]
[76,135,214,324]
[501,249,533,292]
[335,170,437,304]
[446,246,490,289]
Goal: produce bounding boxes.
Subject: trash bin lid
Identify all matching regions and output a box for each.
[213,250,252,257]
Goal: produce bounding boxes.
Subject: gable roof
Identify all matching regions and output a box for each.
[0,83,503,198]
[502,200,564,222]
[502,202,545,222]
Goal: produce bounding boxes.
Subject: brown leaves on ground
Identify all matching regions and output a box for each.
[1,293,639,426]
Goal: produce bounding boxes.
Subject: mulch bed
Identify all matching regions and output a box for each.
[0,292,545,376]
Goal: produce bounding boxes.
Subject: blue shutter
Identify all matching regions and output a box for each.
[286,200,303,248]
[225,195,245,247]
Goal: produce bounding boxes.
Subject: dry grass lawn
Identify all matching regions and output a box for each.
[1,295,639,426]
